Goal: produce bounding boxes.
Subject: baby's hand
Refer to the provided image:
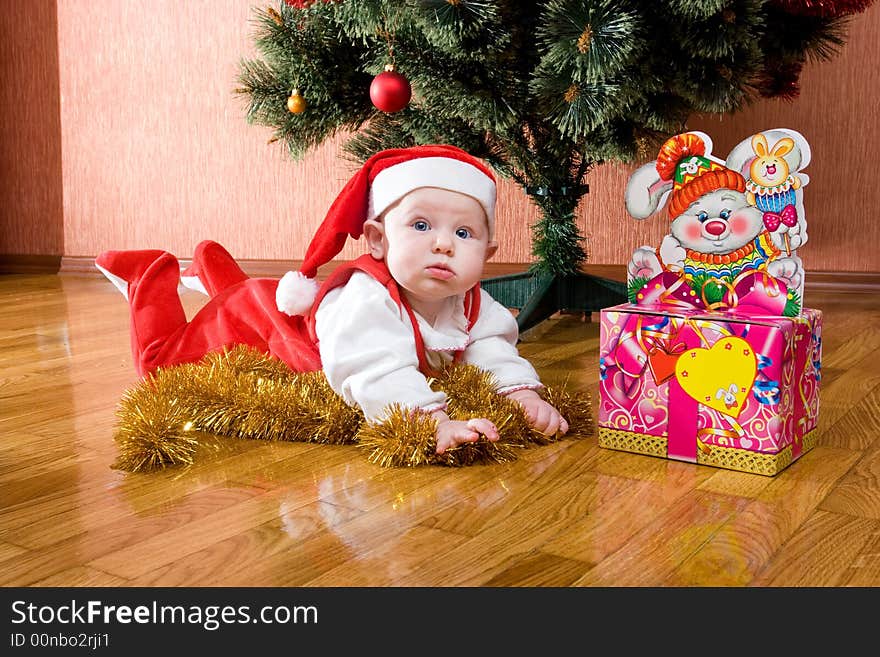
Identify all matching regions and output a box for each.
[505,389,569,436]
[432,411,499,455]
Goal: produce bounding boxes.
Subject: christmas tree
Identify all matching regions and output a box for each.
[237,0,874,330]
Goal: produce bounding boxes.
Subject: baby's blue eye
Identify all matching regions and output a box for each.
[697,211,709,223]
[412,220,429,232]
[455,227,471,239]
[719,209,731,220]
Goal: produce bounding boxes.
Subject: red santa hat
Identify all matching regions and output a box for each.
[276,144,497,316]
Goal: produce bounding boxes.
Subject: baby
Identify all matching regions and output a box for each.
[96,145,568,454]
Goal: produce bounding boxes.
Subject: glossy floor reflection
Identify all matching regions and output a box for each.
[1,273,879,586]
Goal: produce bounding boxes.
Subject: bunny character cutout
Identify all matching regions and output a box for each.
[624,130,810,316]
[730,129,811,257]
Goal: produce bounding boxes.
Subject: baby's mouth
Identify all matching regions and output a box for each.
[425,264,454,280]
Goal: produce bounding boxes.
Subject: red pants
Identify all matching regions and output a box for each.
[97,241,321,377]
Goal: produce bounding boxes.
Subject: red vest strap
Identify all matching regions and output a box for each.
[308,254,481,376]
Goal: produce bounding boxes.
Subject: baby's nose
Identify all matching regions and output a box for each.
[432,235,454,253]
[704,219,728,236]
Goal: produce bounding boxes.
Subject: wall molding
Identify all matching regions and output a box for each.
[0,254,61,274]
[55,257,632,282]
[0,255,873,295]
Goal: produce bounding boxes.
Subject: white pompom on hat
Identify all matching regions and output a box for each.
[276,144,497,316]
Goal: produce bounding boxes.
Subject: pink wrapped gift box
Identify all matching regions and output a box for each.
[597,275,822,476]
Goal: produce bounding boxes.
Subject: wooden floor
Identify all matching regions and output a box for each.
[1,272,879,587]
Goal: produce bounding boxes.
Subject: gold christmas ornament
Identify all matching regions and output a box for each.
[286,88,306,114]
[111,345,593,472]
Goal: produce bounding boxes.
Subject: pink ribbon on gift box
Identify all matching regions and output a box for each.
[703,270,789,316]
[633,269,790,316]
[668,378,700,461]
[614,269,788,395]
[606,313,716,461]
[634,271,707,310]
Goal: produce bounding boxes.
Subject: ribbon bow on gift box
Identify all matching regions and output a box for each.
[634,270,790,316]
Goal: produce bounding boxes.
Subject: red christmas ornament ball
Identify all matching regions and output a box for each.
[370,68,411,113]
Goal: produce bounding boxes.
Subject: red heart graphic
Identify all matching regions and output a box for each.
[648,346,682,384]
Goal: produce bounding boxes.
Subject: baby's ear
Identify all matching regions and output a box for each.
[363,219,386,259]
[484,241,499,262]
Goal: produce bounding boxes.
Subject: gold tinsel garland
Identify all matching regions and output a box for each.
[112,345,593,472]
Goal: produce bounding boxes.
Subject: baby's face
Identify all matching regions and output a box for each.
[376,187,496,305]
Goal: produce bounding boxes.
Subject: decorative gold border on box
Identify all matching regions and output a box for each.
[802,428,819,452]
[697,443,790,476]
[598,427,666,457]
[598,427,818,476]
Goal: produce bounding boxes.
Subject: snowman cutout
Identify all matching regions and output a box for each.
[624,130,809,312]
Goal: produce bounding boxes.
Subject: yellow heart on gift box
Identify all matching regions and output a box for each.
[674,336,757,418]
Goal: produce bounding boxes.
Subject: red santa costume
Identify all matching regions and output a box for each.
[96,145,542,422]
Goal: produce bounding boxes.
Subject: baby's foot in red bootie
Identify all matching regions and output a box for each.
[179,264,207,295]
[95,249,168,300]
[180,240,248,297]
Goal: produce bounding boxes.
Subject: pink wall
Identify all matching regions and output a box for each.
[0,0,63,257]
[4,1,879,272]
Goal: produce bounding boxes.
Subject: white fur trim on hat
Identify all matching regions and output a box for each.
[368,157,496,234]
[276,270,320,316]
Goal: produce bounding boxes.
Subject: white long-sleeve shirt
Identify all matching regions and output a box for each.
[314,271,543,422]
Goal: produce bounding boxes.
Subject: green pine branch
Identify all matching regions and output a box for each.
[235,0,872,275]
